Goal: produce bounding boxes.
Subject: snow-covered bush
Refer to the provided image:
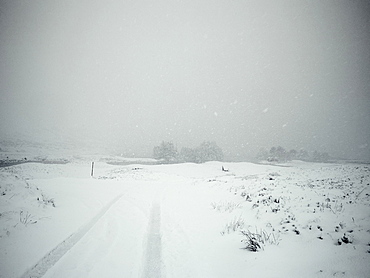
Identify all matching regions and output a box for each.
[153,141,178,163]
[179,141,224,163]
[195,141,224,163]
[256,146,331,163]
[241,230,263,251]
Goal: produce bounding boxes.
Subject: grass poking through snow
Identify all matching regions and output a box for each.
[241,228,281,251]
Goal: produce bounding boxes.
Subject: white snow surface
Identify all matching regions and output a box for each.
[0,159,369,277]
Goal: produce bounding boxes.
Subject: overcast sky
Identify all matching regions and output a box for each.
[0,0,369,159]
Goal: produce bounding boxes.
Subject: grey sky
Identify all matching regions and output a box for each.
[1,0,369,159]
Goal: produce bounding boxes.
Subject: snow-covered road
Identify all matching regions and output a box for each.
[40,192,147,278]
[21,194,125,278]
[142,203,163,278]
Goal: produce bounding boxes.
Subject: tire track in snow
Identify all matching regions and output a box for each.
[142,203,163,278]
[20,194,124,278]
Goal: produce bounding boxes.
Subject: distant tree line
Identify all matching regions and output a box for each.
[153,141,224,163]
[256,146,330,163]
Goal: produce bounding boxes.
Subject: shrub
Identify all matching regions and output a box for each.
[155,141,224,163]
[242,230,263,251]
[195,141,224,163]
[153,141,178,163]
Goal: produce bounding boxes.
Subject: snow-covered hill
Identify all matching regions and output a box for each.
[0,159,369,277]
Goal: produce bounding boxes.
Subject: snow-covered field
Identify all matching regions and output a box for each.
[1,158,369,277]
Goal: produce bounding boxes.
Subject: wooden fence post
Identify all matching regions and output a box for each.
[91,162,94,177]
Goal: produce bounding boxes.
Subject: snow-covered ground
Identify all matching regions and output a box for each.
[1,158,369,277]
